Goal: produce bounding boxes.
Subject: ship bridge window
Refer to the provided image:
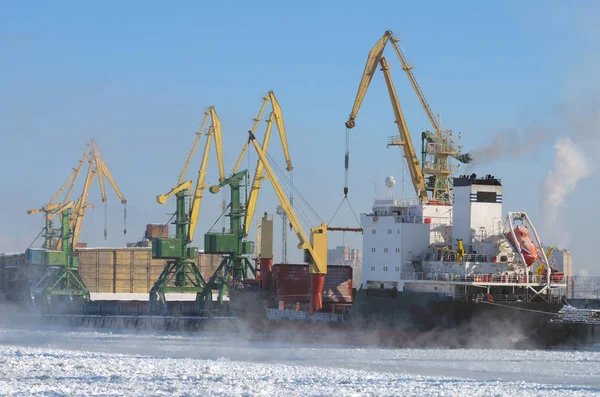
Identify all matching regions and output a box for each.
[372,229,376,234]
[395,248,400,253]
[383,266,388,271]
[395,266,400,272]
[388,229,392,234]
[370,266,375,271]
[384,248,388,253]
[371,248,376,253]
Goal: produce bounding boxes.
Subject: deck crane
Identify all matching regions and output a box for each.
[345,30,471,203]
[27,145,91,250]
[248,131,328,314]
[149,106,225,312]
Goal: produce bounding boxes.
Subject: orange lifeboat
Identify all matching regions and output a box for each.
[506,226,538,266]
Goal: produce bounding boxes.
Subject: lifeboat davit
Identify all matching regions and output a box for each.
[506,226,538,266]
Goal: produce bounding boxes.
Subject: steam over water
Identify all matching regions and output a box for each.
[0,325,598,396]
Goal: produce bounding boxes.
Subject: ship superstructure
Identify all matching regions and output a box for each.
[361,174,568,302]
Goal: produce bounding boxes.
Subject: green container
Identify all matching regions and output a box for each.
[153,238,183,259]
[43,250,67,266]
[204,233,239,254]
[151,238,161,258]
[186,246,198,259]
[242,240,255,255]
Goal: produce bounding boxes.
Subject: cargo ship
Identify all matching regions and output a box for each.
[220,173,579,348]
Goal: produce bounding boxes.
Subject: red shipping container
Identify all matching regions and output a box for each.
[146,224,169,239]
[273,264,353,304]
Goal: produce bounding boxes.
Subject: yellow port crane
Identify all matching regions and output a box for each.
[345,37,428,203]
[27,145,91,249]
[247,130,328,314]
[229,90,294,238]
[149,106,225,310]
[155,105,225,244]
[345,30,470,203]
[56,139,127,250]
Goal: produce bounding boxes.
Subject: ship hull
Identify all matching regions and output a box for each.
[228,287,567,348]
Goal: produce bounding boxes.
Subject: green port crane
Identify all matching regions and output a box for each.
[30,203,90,313]
[29,139,127,312]
[203,170,255,303]
[149,106,225,312]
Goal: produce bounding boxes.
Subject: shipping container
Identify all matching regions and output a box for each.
[43,250,66,266]
[25,248,44,266]
[204,233,238,254]
[146,224,169,239]
[273,264,353,304]
[153,238,183,259]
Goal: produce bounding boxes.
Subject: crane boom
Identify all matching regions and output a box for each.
[243,112,274,237]
[209,107,226,183]
[388,34,439,134]
[380,57,428,203]
[156,181,193,204]
[232,91,293,176]
[70,156,97,250]
[268,91,293,172]
[232,96,270,175]
[47,201,75,221]
[91,139,127,204]
[155,106,225,244]
[346,30,440,134]
[248,131,326,274]
[233,91,294,238]
[27,144,90,215]
[54,140,126,250]
[345,34,389,129]
[178,111,210,187]
[188,125,218,243]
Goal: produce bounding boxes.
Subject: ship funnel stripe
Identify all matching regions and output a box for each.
[468,193,502,203]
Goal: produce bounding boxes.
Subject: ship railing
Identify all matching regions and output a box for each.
[426,142,460,156]
[372,198,421,207]
[401,272,564,284]
[394,216,448,224]
[456,293,565,304]
[394,215,423,224]
[429,253,494,262]
[422,161,458,174]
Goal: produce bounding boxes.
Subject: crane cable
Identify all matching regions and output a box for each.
[331,127,361,228]
[344,128,350,197]
[104,202,108,240]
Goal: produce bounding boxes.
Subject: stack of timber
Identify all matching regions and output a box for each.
[77,247,225,294]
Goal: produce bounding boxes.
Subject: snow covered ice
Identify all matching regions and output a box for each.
[0,326,599,396]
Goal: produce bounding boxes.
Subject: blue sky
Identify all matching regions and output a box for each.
[1,1,599,275]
